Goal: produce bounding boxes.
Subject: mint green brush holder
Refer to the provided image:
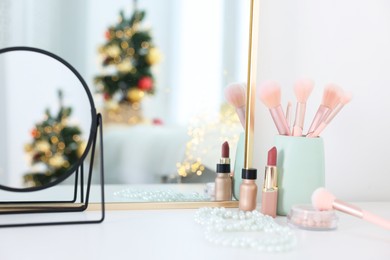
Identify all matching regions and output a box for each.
[275,135,325,216]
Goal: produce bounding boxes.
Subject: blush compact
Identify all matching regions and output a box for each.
[287,204,339,231]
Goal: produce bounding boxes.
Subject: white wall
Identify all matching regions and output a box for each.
[254,0,390,201]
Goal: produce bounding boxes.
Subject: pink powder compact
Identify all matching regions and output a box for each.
[287,205,339,231]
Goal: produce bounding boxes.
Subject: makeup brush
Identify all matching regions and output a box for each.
[315,86,345,128]
[292,78,314,136]
[224,83,246,129]
[312,187,390,230]
[307,84,342,136]
[258,81,291,136]
[307,91,352,137]
[286,101,292,133]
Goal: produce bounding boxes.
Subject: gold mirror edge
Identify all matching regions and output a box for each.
[87,201,239,211]
[244,0,259,169]
[0,203,85,212]
[0,201,239,211]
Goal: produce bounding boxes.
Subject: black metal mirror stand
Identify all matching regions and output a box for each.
[0,114,105,228]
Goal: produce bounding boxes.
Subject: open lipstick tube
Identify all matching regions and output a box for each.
[261,147,278,217]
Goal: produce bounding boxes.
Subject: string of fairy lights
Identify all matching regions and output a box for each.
[176,104,242,178]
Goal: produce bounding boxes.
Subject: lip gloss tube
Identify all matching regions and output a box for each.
[261,147,278,218]
[239,168,258,211]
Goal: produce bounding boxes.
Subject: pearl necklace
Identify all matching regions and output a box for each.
[114,188,211,202]
[194,207,297,252]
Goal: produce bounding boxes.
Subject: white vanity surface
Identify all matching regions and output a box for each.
[0,185,389,260]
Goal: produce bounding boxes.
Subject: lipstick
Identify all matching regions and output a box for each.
[261,146,278,217]
[221,141,230,164]
[215,141,232,201]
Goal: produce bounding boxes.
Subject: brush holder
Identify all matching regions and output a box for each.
[275,135,325,216]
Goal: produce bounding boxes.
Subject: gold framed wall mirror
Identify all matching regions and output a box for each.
[0,0,258,209]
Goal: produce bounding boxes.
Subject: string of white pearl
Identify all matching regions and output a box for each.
[114,188,211,202]
[194,207,297,252]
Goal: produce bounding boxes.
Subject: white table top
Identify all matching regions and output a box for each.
[0,199,389,259]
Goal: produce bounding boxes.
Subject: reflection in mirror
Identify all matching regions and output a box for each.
[0,50,92,189]
[23,89,85,187]
[1,0,250,203]
[93,2,249,188]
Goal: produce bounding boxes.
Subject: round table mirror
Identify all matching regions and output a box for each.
[0,47,97,191]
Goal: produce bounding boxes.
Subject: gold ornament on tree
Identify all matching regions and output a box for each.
[146,48,162,65]
[127,88,145,103]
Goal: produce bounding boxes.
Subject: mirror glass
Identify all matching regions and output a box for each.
[0,49,94,189]
[0,0,250,201]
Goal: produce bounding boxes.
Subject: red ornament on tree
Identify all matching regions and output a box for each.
[138,76,153,91]
[103,92,111,101]
[152,118,163,125]
[105,30,111,40]
[31,128,38,138]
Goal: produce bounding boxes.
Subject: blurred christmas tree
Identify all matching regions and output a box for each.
[95,3,161,106]
[24,90,86,187]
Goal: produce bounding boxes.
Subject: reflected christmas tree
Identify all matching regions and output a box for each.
[95,2,161,124]
[24,90,86,187]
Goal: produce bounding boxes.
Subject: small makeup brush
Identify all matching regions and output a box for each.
[308,91,352,137]
[292,78,314,136]
[286,101,292,132]
[312,187,390,230]
[224,83,246,129]
[307,84,342,135]
[315,86,344,127]
[258,81,291,136]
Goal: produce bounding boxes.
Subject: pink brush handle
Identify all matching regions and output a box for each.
[333,200,363,218]
[363,210,390,230]
[334,200,390,230]
[270,105,291,136]
[307,123,324,138]
[236,106,246,129]
[292,102,306,136]
[307,105,329,136]
[286,103,292,132]
[293,126,303,136]
[307,122,326,138]
[307,104,345,137]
